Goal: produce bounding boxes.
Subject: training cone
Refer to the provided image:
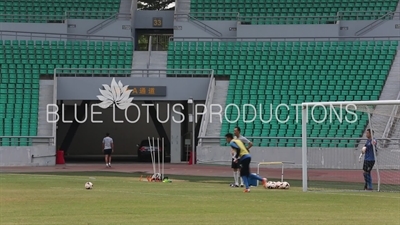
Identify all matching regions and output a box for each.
[56,150,65,164]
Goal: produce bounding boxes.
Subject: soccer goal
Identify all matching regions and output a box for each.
[301,100,400,192]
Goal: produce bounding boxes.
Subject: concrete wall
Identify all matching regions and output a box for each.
[134,10,174,29]
[0,23,67,40]
[0,146,55,166]
[197,146,399,170]
[173,20,400,40]
[67,19,132,37]
[338,20,400,37]
[57,77,210,101]
[174,21,238,38]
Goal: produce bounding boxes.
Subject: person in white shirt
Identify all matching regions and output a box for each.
[102,133,114,167]
[230,126,253,187]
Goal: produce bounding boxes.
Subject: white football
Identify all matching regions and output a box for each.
[270,182,276,189]
[361,147,366,154]
[275,181,282,187]
[282,181,290,189]
[85,182,93,189]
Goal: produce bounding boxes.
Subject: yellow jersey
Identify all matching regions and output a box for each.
[231,139,249,158]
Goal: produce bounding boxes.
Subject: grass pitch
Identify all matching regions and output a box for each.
[0,172,399,225]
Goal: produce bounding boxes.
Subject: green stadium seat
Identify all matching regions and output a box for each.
[0,0,121,22]
[0,39,134,146]
[190,0,398,24]
[167,40,398,147]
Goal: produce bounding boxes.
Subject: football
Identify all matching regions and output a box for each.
[361,147,366,154]
[85,182,93,189]
[281,181,290,189]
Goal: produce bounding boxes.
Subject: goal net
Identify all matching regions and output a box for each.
[301,100,400,192]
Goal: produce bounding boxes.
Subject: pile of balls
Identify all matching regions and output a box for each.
[266,181,290,189]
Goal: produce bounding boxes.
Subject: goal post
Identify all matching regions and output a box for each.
[301,100,400,192]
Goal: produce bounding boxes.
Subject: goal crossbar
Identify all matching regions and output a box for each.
[301,100,400,192]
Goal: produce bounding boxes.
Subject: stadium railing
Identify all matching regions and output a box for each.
[53,68,214,77]
[187,10,394,24]
[0,136,55,146]
[169,35,400,42]
[64,11,129,20]
[337,10,394,21]
[85,13,132,35]
[0,30,133,42]
[184,12,240,21]
[174,14,223,37]
[198,136,400,148]
[355,11,400,36]
[0,11,130,23]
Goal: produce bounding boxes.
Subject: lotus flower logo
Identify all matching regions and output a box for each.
[96,78,134,110]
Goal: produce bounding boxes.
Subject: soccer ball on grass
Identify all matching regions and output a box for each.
[281,181,290,189]
[85,182,93,189]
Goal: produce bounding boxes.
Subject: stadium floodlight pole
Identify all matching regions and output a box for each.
[187,97,195,165]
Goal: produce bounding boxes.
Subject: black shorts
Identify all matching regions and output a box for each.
[231,159,240,169]
[104,149,112,155]
[363,160,375,172]
[239,157,251,177]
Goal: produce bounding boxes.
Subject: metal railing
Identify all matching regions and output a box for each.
[0,14,65,23]
[382,91,400,146]
[355,11,400,36]
[175,14,223,37]
[237,15,338,25]
[187,10,393,24]
[0,11,123,23]
[87,13,131,34]
[198,136,400,147]
[197,74,216,146]
[65,11,120,20]
[189,12,239,21]
[170,35,400,42]
[54,68,214,78]
[0,136,55,146]
[0,30,133,42]
[337,10,393,21]
[147,36,152,69]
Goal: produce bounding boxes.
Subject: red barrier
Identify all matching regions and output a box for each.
[188,152,196,165]
[56,150,65,164]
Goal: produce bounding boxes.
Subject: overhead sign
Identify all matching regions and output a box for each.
[153,17,163,27]
[128,86,167,96]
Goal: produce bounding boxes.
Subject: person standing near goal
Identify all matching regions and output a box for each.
[225,133,267,192]
[102,133,114,168]
[362,129,377,191]
[230,127,253,187]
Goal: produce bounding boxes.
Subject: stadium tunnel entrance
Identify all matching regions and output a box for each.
[56,100,204,163]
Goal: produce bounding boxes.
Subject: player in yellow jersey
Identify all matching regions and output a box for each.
[225,133,268,192]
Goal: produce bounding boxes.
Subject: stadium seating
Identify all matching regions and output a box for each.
[0,39,133,146]
[190,0,398,24]
[0,0,121,22]
[167,40,398,147]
